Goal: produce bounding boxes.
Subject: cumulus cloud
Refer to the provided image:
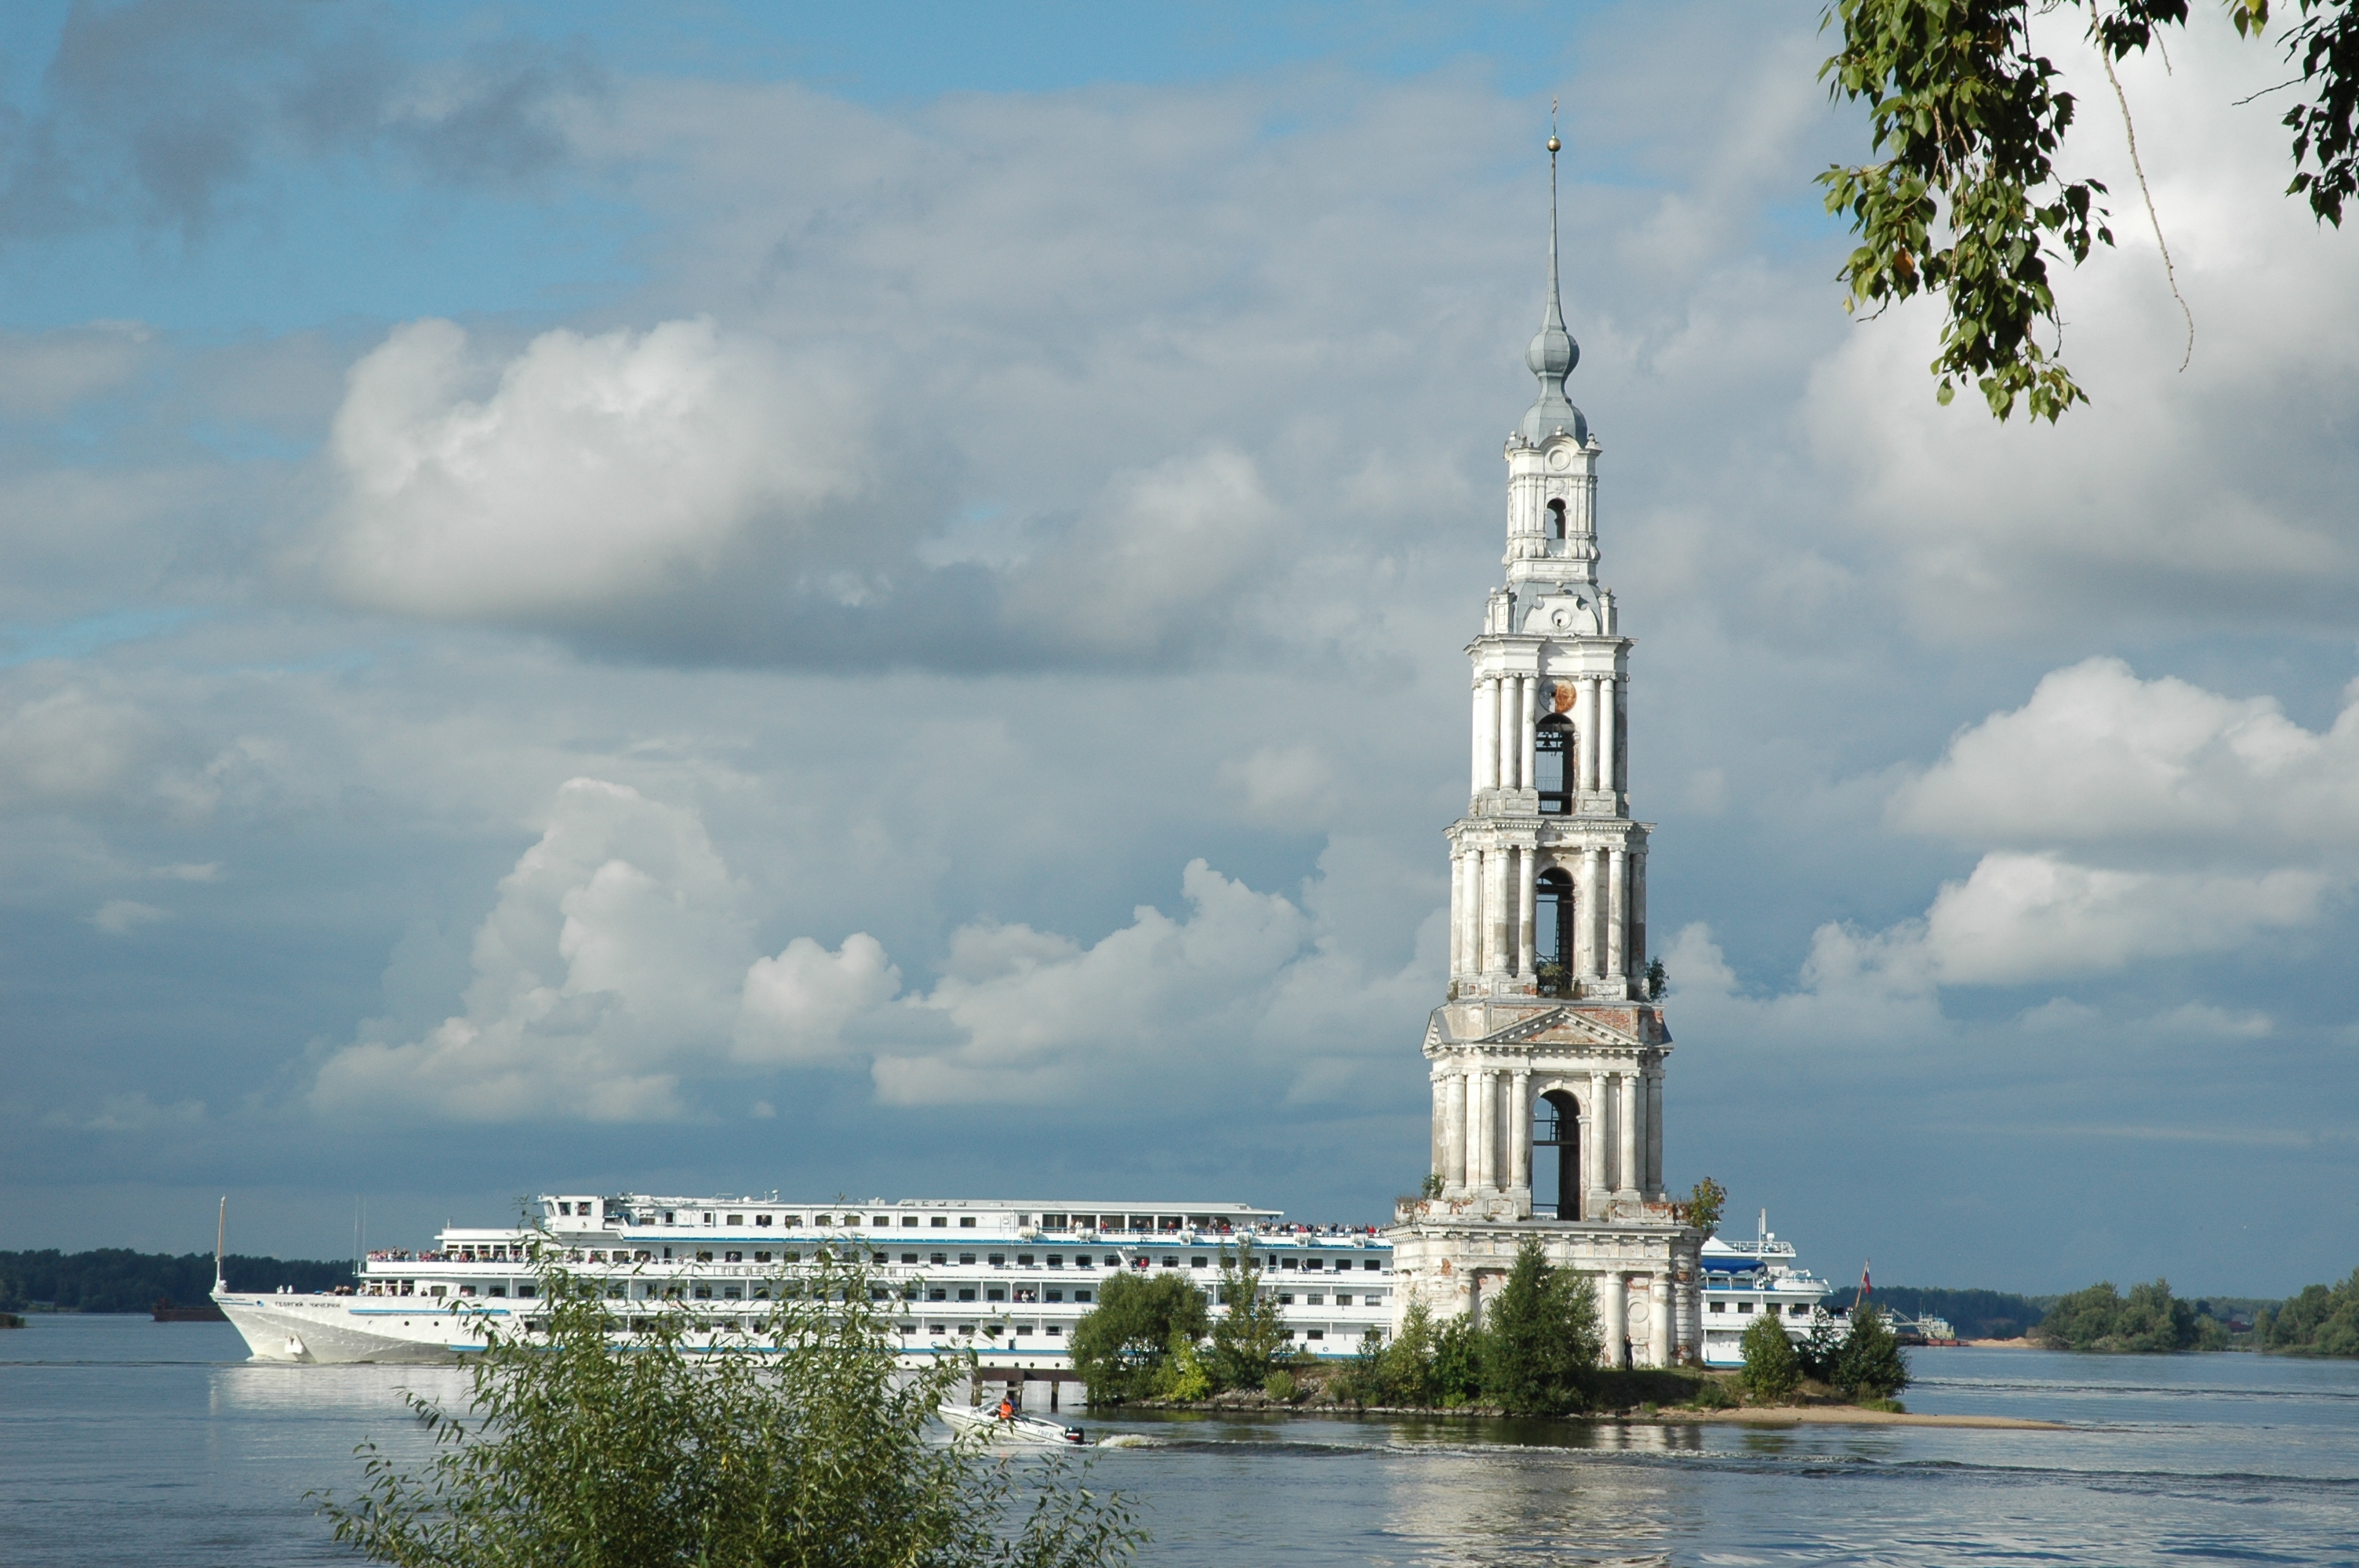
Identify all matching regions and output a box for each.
[320,318,874,619]
[312,777,756,1120]
[1891,657,2359,855]
[310,777,1432,1123]
[0,687,154,808]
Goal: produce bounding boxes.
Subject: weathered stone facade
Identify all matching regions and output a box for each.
[1386,143,1703,1367]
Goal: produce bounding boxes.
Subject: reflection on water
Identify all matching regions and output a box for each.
[5,1322,2357,1568]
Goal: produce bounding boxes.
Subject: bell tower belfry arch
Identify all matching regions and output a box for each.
[1387,127,1703,1369]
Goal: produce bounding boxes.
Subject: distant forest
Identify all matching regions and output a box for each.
[1856,1286,2053,1340]
[0,1250,353,1313]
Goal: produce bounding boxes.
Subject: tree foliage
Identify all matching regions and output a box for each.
[2255,1268,2359,1356]
[1821,0,2357,420]
[1067,1270,1210,1405]
[2037,1277,2230,1352]
[315,1247,1142,1568]
[1205,1239,1291,1395]
[1830,1304,1914,1398]
[1479,1239,1604,1415]
[1739,1310,1803,1400]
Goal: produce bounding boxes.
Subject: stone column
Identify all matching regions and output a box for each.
[1430,1073,1447,1181]
[1483,849,1509,975]
[1588,1070,1611,1196]
[1572,848,1596,981]
[1496,677,1519,790]
[1478,677,1500,791]
[1598,675,1617,802]
[1519,676,1538,794]
[1619,1072,1640,1198]
[1444,1071,1467,1191]
[1471,1070,1491,1192]
[1648,1274,1673,1367]
[1645,1066,1664,1196]
[1614,679,1629,793]
[1600,1272,1628,1368]
[1515,848,1537,978]
[1510,1069,1531,1194]
[1449,851,1470,977]
[1673,1271,1696,1363]
[1470,681,1487,795]
[1577,1086,1598,1212]
[1577,677,1601,793]
[1631,848,1647,983]
[1606,847,1627,982]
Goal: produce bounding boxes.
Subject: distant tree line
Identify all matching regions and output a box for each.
[1862,1285,2052,1341]
[2254,1269,2359,1356]
[0,1249,352,1312]
[2033,1279,2231,1352]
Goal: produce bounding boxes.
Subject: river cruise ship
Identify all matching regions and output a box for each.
[1696,1213,1837,1368]
[214,1193,1398,1374]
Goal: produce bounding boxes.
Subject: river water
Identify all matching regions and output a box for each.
[5,1316,2355,1566]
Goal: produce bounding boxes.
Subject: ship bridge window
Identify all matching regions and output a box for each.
[696,1250,714,1263]
[988,1254,1005,1266]
[1364,1260,1382,1271]
[901,1217,918,1227]
[724,1251,742,1263]
[1536,719,1572,815]
[558,1201,572,1215]
[1047,1254,1063,1268]
[726,1214,743,1226]
[1161,1256,1178,1269]
[871,1251,888,1265]
[931,1217,948,1228]
[756,1214,772,1227]
[1790,1304,1809,1316]
[1070,1214,1096,1230]
[1016,1253,1034,1266]
[1190,1256,1209,1268]
[663,1212,674,1225]
[959,1254,976,1265]
[702,1213,713,1225]
[488,1285,506,1298]
[1710,1301,1725,1313]
[900,1252,918,1265]
[958,1218,976,1229]
[958,1288,976,1302]
[1738,1301,1754,1314]
[1303,1258,1324,1271]
[814,1214,831,1226]
[872,1215,891,1226]
[753,1250,770,1263]
[779,1215,800,1227]
[1041,1214,1068,1229]
[1073,1290,1092,1303]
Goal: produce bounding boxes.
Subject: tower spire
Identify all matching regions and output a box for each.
[1520,107,1587,446]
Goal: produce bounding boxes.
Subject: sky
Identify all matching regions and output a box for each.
[0,0,2352,1298]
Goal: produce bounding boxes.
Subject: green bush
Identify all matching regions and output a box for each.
[317,1247,1141,1568]
[1206,1240,1289,1393]
[1690,1377,1739,1410]
[1070,1272,1210,1404]
[1832,1305,1910,1400]
[1262,1370,1298,1403]
[1738,1311,1801,1400]
[1478,1238,1601,1416]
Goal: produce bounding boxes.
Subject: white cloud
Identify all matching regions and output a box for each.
[1891,658,2359,855]
[736,934,901,1066]
[89,899,166,934]
[1219,742,1336,828]
[874,858,1314,1106]
[311,777,755,1120]
[0,688,154,808]
[43,1092,204,1131]
[319,318,873,619]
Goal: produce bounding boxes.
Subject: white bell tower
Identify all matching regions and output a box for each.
[1388,128,1702,1369]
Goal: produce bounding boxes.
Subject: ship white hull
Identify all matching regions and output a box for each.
[215,1293,487,1365]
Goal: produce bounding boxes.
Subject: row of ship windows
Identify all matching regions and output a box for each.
[372,1281,1386,1309]
[493,1316,1377,1348]
[559,1202,1260,1234]
[433,1247,1387,1272]
[1708,1301,1812,1316]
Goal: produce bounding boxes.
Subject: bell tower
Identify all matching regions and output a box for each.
[1387,128,1702,1368]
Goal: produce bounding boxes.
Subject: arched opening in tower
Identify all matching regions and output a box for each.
[1534,867,1574,991]
[1535,714,1572,815]
[1546,496,1567,539]
[1533,1088,1581,1221]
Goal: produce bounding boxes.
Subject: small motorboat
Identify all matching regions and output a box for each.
[939,1401,1086,1446]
